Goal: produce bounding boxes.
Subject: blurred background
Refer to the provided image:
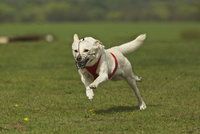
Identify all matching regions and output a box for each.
[0,0,199,23]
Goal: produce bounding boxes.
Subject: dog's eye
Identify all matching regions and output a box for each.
[74,50,78,53]
[83,49,89,52]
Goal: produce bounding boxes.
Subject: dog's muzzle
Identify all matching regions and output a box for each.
[76,58,90,69]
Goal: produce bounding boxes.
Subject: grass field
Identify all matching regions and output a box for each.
[0,22,199,134]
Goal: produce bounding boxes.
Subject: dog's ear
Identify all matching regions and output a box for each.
[73,34,79,42]
[95,40,105,50]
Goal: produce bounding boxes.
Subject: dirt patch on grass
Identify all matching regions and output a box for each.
[1,121,27,132]
[180,29,200,40]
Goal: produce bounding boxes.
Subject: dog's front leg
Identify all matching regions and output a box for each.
[89,63,109,89]
[79,71,94,100]
[89,73,108,89]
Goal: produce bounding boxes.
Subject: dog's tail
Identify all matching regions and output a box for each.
[113,34,146,55]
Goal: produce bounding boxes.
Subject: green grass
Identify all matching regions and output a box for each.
[0,22,200,134]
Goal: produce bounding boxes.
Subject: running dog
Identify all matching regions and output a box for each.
[72,34,147,110]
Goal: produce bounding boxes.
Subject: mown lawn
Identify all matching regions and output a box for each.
[0,22,199,134]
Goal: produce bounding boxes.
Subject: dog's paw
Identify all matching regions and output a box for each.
[139,102,147,110]
[86,88,94,100]
[135,76,142,82]
[89,83,97,89]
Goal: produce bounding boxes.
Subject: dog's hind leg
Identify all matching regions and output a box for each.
[123,60,146,110]
[125,76,146,110]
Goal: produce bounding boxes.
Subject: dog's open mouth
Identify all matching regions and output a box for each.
[76,58,90,69]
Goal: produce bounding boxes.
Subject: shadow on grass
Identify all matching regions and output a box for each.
[95,106,138,115]
[95,104,161,115]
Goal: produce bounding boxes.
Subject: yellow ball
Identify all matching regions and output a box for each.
[14,104,19,107]
[23,117,29,122]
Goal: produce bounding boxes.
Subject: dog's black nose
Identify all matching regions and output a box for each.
[76,55,82,61]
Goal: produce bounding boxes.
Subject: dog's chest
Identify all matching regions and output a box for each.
[84,52,118,80]
[85,63,100,80]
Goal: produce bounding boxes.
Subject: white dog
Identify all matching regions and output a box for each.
[72,34,147,110]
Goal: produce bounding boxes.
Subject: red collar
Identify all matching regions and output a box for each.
[85,53,118,80]
[108,53,118,79]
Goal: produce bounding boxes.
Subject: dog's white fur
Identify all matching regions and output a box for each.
[72,34,147,110]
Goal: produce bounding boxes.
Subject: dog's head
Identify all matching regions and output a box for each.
[72,34,104,69]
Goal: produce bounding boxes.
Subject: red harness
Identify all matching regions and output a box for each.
[85,53,118,80]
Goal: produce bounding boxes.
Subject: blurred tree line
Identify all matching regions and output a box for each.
[0,0,199,22]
